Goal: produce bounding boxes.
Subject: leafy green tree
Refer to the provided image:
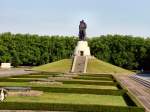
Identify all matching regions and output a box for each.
[0,32,150,70]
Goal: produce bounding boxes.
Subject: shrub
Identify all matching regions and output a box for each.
[32,87,126,95]
[0,78,34,82]
[74,76,113,81]
[80,74,113,78]
[0,102,145,112]
[62,80,117,86]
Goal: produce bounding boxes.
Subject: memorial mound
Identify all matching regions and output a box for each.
[32,58,133,74]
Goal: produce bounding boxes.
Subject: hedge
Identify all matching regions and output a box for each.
[74,76,113,81]
[0,102,145,112]
[80,74,113,78]
[62,80,118,86]
[32,87,126,95]
[11,75,49,78]
[0,78,38,82]
[30,72,62,75]
[0,77,52,82]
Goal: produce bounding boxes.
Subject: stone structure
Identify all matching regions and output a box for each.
[0,88,5,101]
[1,63,11,69]
[74,41,91,56]
[74,20,90,57]
[71,20,91,73]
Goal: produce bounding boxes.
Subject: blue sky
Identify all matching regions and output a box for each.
[0,0,150,37]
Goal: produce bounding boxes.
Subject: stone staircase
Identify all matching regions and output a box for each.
[72,56,86,73]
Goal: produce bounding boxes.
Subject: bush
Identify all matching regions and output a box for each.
[11,75,49,78]
[0,102,145,112]
[80,74,113,78]
[0,78,34,82]
[62,80,117,86]
[32,87,126,95]
[74,76,113,81]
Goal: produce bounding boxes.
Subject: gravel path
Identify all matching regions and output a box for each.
[0,68,38,78]
[115,75,150,112]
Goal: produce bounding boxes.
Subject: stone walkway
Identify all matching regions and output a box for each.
[115,75,150,112]
[0,68,37,78]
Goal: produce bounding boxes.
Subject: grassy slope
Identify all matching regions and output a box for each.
[32,59,72,73]
[32,58,133,74]
[87,58,134,74]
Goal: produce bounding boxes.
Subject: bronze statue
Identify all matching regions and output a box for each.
[79,20,87,41]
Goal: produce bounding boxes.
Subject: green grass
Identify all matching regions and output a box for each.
[0,82,118,90]
[53,84,118,90]
[87,58,134,74]
[0,82,29,87]
[0,72,142,111]
[6,92,127,106]
[31,58,134,74]
[32,59,72,73]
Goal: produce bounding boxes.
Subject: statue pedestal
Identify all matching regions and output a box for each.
[74,41,91,56]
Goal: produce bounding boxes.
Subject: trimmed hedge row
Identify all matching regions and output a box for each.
[74,77,113,81]
[0,78,31,82]
[78,75,113,78]
[0,102,145,112]
[80,74,113,78]
[30,72,62,75]
[27,72,61,77]
[62,80,118,86]
[32,87,126,95]
[0,78,40,82]
[11,75,49,78]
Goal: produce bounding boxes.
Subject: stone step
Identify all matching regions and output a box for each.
[74,56,86,73]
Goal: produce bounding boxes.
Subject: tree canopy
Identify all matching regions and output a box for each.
[0,32,150,70]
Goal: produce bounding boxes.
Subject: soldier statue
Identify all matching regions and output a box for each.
[79,20,87,41]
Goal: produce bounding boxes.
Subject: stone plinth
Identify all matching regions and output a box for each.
[74,41,91,56]
[1,63,11,69]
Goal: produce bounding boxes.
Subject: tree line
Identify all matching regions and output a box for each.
[0,32,150,70]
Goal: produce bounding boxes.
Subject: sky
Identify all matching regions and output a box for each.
[0,0,150,37]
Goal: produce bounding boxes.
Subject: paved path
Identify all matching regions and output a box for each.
[115,75,150,112]
[0,68,37,78]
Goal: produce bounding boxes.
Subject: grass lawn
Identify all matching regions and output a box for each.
[0,82,118,90]
[51,84,118,90]
[0,72,141,111]
[32,59,72,73]
[0,82,29,87]
[87,59,134,74]
[6,92,127,106]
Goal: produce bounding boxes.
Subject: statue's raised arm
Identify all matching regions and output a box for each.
[79,20,87,41]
